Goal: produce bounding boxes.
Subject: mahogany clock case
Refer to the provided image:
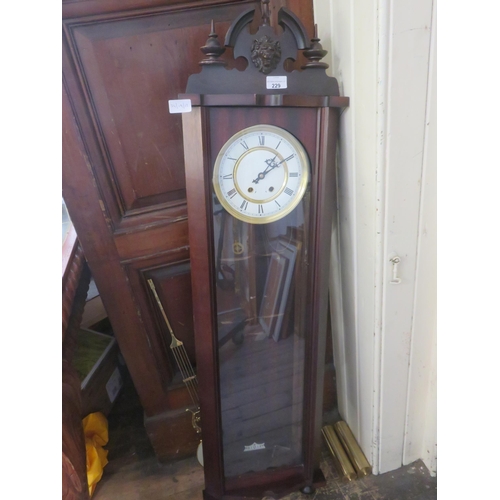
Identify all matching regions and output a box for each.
[184,103,342,500]
[180,20,349,500]
[180,4,348,498]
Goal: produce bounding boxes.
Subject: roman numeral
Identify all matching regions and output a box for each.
[276,140,282,149]
[240,200,248,211]
[227,188,237,198]
[259,136,265,146]
[275,200,281,207]
[289,172,298,177]
[284,187,294,196]
[223,174,233,179]
[241,141,249,150]
[258,204,264,214]
[284,154,295,162]
[227,157,238,161]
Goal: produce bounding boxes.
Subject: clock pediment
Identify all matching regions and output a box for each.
[185,2,340,96]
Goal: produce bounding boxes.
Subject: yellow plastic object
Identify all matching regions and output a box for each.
[82,412,109,497]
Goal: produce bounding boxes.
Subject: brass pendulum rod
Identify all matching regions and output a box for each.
[147,279,200,409]
[148,279,203,463]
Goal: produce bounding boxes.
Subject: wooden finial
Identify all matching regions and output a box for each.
[302,24,329,69]
[199,20,226,66]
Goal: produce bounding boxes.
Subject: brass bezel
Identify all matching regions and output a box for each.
[213,124,310,224]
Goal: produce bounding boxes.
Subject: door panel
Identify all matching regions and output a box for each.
[64,3,260,224]
[70,12,240,215]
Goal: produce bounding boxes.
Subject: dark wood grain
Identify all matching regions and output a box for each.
[63,0,259,21]
[182,106,226,499]
[301,107,340,480]
[144,406,201,462]
[182,94,349,107]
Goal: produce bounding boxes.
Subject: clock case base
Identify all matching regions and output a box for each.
[180,5,348,500]
[202,468,325,500]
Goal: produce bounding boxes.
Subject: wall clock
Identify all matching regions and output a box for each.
[213,124,309,224]
[179,2,349,498]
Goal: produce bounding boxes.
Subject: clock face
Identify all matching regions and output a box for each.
[213,124,309,224]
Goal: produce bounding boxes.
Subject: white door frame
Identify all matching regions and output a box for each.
[314,0,436,475]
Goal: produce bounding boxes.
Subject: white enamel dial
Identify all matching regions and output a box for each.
[213,125,309,224]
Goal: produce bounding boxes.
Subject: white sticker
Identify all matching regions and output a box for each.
[168,99,192,114]
[244,442,266,452]
[106,367,123,403]
[266,76,287,90]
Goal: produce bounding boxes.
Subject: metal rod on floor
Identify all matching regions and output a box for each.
[334,421,372,477]
[322,425,357,482]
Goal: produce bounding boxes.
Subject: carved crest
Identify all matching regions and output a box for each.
[184,2,343,96]
[251,35,281,74]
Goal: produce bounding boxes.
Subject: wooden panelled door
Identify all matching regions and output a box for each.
[62,0,313,461]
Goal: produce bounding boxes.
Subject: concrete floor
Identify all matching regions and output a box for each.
[93,372,437,500]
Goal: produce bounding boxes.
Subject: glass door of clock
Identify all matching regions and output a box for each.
[212,192,311,479]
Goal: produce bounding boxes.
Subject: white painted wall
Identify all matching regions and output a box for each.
[314,0,437,475]
[403,0,436,474]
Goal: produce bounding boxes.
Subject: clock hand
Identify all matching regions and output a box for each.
[262,158,278,175]
[255,156,292,181]
[252,156,279,184]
